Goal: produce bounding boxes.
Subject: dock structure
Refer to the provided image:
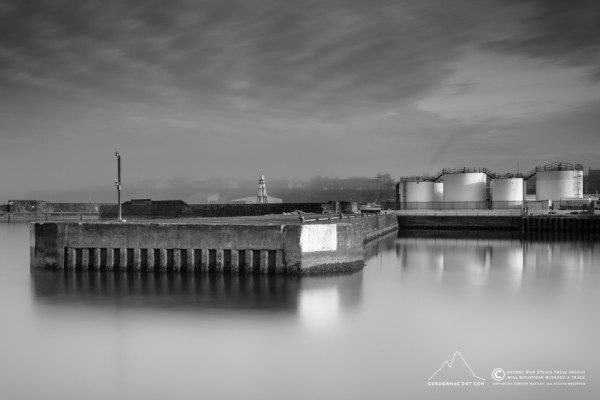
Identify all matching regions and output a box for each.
[395,212,600,234]
[30,214,398,275]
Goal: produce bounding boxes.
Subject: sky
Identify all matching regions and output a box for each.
[1,0,599,202]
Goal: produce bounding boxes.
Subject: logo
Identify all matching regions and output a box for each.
[492,368,506,382]
[427,352,587,389]
[428,351,485,387]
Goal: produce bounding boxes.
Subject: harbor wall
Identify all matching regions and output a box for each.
[396,214,600,233]
[31,214,398,274]
[522,216,600,233]
[397,215,522,230]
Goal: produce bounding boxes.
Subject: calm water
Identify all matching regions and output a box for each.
[0,223,598,400]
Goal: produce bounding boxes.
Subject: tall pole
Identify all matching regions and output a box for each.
[115,152,122,221]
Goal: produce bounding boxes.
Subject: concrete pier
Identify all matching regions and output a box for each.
[31,214,398,275]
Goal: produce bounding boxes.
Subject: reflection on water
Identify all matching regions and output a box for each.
[396,230,598,293]
[299,286,339,328]
[32,269,363,315]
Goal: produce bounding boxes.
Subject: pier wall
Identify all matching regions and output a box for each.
[522,216,600,233]
[31,214,398,274]
[290,214,399,273]
[397,215,522,230]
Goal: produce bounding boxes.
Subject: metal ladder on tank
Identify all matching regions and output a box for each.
[573,171,582,197]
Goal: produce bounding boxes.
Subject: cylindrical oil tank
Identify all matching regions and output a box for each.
[405,181,434,202]
[443,173,487,202]
[491,178,523,201]
[536,170,583,200]
[433,182,443,202]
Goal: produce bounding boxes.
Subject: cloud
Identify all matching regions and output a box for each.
[0,0,509,123]
[484,0,600,81]
[424,101,600,172]
[2,0,600,202]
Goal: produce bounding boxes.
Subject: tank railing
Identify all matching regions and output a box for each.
[429,167,497,182]
[524,161,584,180]
[430,170,444,182]
[492,172,524,179]
[402,161,584,183]
[537,161,583,171]
[399,176,435,183]
[523,168,537,180]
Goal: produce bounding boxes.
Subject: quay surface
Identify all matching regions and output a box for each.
[31,213,398,274]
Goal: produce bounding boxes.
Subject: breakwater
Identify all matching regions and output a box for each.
[31,214,398,275]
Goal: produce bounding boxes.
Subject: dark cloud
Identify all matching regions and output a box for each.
[484,0,600,81]
[0,0,502,122]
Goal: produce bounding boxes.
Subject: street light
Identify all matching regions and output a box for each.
[115,151,122,221]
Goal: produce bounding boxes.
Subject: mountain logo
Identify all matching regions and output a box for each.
[428,351,486,382]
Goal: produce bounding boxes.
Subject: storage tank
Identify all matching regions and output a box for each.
[536,170,583,200]
[405,181,434,202]
[443,172,487,202]
[433,182,443,202]
[491,178,523,202]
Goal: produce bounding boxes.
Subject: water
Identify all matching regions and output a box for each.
[0,223,598,400]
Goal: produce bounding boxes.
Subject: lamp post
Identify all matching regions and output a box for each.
[115,152,122,221]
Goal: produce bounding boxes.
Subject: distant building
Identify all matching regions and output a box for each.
[311,173,394,191]
[207,193,220,204]
[230,196,282,204]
